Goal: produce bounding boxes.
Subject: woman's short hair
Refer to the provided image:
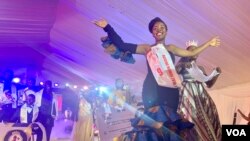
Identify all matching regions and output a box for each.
[148,17,168,33]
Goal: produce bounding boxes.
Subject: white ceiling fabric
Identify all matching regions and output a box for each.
[48,0,250,88]
[0,0,250,124]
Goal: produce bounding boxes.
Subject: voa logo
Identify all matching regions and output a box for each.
[226,129,246,136]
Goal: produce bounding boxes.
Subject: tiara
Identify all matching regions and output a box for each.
[186,40,198,47]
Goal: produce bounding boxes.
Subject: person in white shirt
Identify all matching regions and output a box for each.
[0,89,16,122]
[18,77,38,107]
[0,69,17,122]
[19,94,39,123]
[12,94,39,124]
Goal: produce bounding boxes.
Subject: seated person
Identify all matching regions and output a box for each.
[12,94,39,123]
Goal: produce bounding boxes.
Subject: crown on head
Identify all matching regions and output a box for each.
[186,40,198,47]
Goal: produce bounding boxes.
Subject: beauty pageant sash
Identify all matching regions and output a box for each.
[146,44,181,88]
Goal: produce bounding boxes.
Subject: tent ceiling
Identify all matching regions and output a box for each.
[0,0,250,91]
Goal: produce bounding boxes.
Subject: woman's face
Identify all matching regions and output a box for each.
[152,22,167,42]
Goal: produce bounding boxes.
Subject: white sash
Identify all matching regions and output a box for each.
[20,104,39,123]
[146,44,181,88]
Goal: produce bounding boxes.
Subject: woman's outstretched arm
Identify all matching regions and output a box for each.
[237,109,250,121]
[167,36,220,57]
[93,19,150,55]
[204,67,221,88]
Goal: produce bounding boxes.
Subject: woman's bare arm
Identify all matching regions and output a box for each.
[167,36,220,57]
[238,109,250,121]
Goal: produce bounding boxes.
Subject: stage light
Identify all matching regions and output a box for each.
[65,83,70,87]
[12,77,20,83]
[99,86,107,93]
[83,86,88,90]
[73,85,78,89]
[40,82,44,85]
[54,83,59,87]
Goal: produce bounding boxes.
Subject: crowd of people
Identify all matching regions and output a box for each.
[0,69,58,141]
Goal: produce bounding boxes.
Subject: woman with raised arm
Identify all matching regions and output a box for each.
[237,109,250,125]
[176,43,222,141]
[94,17,220,141]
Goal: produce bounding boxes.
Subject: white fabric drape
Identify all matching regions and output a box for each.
[209,82,250,125]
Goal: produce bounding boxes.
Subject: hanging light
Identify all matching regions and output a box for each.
[54,83,59,87]
[65,83,70,87]
[12,77,21,83]
[83,86,88,90]
[40,82,44,86]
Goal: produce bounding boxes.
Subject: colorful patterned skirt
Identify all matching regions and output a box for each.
[118,105,195,141]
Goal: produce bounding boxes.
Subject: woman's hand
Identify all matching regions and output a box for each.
[215,67,222,73]
[209,36,221,47]
[93,18,108,28]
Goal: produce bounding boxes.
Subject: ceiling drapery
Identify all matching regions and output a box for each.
[0,0,250,91]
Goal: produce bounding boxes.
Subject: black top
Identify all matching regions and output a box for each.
[104,24,179,110]
[40,91,56,116]
[37,90,56,127]
[40,95,53,115]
